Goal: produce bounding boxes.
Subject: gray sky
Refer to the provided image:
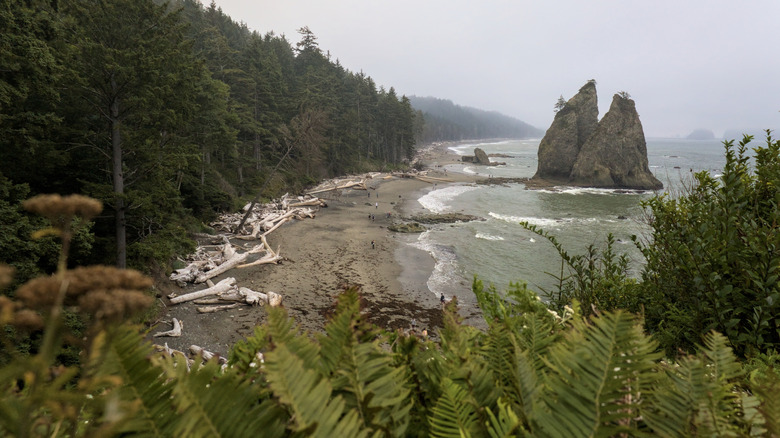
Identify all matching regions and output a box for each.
[213,0,779,138]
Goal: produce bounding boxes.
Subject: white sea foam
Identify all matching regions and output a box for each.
[418,185,478,213]
[409,232,461,297]
[462,166,476,174]
[536,186,650,196]
[475,233,504,241]
[488,212,598,227]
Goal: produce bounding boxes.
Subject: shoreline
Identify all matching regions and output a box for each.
[151,140,487,356]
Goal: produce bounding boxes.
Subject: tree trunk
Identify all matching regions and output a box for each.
[110,74,127,269]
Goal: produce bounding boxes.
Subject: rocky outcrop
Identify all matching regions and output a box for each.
[531,81,662,190]
[569,94,662,190]
[461,147,505,165]
[474,148,491,164]
[533,81,598,181]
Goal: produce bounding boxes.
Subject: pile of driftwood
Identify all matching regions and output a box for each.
[159,180,372,341]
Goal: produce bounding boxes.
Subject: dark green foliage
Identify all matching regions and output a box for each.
[639,132,780,357]
[519,223,642,318]
[0,176,59,288]
[0,0,422,271]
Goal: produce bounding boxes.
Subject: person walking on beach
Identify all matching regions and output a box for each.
[375,202,378,209]
[440,293,445,304]
[371,240,375,249]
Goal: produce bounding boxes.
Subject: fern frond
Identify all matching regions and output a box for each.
[91,325,178,436]
[428,377,481,438]
[166,358,275,437]
[536,310,660,437]
[644,332,746,437]
[264,305,321,369]
[516,312,558,373]
[486,397,527,438]
[265,343,367,437]
[754,372,780,436]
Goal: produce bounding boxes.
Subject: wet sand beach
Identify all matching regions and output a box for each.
[151,142,484,356]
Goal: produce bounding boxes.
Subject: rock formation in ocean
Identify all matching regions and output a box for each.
[534,80,598,181]
[461,147,505,165]
[532,81,662,190]
[569,93,662,190]
[473,147,491,164]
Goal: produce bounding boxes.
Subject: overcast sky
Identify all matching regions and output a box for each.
[213,0,779,138]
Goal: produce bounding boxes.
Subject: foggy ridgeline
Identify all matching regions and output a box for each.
[408,96,544,142]
[1,0,537,274]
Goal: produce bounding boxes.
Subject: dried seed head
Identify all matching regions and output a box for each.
[0,264,14,289]
[15,276,61,311]
[0,296,15,325]
[78,289,153,323]
[66,266,153,293]
[23,194,103,226]
[14,266,153,311]
[13,309,44,331]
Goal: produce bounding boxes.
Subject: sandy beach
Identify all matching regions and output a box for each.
[151,142,483,356]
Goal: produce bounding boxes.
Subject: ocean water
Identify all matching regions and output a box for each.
[404,138,728,304]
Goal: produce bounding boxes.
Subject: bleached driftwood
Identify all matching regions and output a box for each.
[237,248,282,268]
[153,318,183,337]
[190,345,227,364]
[238,287,267,305]
[154,343,193,370]
[267,291,283,307]
[306,179,367,195]
[196,303,243,313]
[287,198,324,208]
[194,252,247,284]
[169,277,236,304]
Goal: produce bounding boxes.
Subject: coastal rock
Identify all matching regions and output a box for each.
[569,93,662,190]
[408,213,481,224]
[388,222,426,233]
[474,148,491,164]
[533,80,598,181]
[531,81,662,190]
[461,148,504,165]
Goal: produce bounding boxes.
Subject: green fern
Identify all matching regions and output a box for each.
[535,310,661,437]
[486,397,527,437]
[165,358,275,437]
[264,343,366,437]
[428,377,481,438]
[644,331,750,437]
[90,325,178,436]
[317,288,412,435]
[754,372,780,436]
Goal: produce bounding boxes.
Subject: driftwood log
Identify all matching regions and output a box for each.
[169,277,236,304]
[190,345,227,364]
[153,318,183,337]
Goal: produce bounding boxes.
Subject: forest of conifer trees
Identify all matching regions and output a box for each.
[1,0,422,274]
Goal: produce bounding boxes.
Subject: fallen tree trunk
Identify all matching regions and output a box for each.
[153,318,183,337]
[169,277,236,304]
[195,252,247,284]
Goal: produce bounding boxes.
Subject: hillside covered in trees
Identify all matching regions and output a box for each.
[1,0,422,275]
[409,96,544,142]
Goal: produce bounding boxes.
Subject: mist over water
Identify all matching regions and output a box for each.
[408,138,726,302]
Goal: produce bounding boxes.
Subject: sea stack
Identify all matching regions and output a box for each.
[532,81,662,190]
[534,80,598,181]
